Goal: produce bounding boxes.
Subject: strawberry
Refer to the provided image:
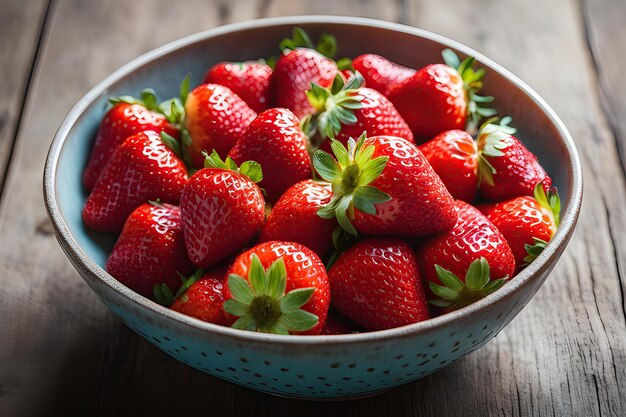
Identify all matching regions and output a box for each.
[271,28,339,119]
[180,151,265,268]
[82,131,188,233]
[228,108,311,202]
[203,61,272,113]
[83,89,179,190]
[320,311,362,335]
[418,200,516,309]
[312,134,457,237]
[328,238,430,331]
[477,121,552,201]
[418,129,478,202]
[388,49,495,141]
[222,241,331,335]
[260,179,337,257]
[352,54,416,96]
[304,72,414,149]
[183,83,257,168]
[105,202,194,298]
[479,183,560,269]
[164,267,229,325]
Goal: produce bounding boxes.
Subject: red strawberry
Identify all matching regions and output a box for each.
[320,312,362,335]
[418,129,478,202]
[328,238,430,331]
[313,134,457,237]
[168,267,229,325]
[183,83,257,167]
[352,54,416,96]
[260,179,337,257]
[106,202,194,298]
[479,183,560,269]
[180,151,265,268]
[228,108,311,202]
[477,122,552,201]
[83,131,188,233]
[222,241,331,335]
[83,93,179,190]
[203,61,272,113]
[388,49,495,141]
[418,200,516,310]
[304,73,414,149]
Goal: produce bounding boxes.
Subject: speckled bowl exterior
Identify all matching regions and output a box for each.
[43,16,582,400]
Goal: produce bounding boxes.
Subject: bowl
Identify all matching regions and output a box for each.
[43,16,583,400]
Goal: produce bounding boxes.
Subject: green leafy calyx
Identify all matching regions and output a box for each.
[279,27,337,59]
[476,117,517,187]
[523,237,549,265]
[312,133,391,236]
[202,150,263,183]
[533,182,561,228]
[301,72,365,141]
[429,257,508,310]
[153,269,205,307]
[442,49,496,133]
[223,255,319,334]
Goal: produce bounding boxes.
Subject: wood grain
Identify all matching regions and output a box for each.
[0,0,49,198]
[0,0,624,415]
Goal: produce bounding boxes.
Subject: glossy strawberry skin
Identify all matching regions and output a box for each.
[223,241,331,335]
[271,49,338,119]
[418,129,478,202]
[479,197,556,269]
[82,131,188,233]
[479,135,552,201]
[352,136,458,236]
[328,88,414,147]
[389,64,467,142]
[106,203,194,298]
[180,168,265,269]
[260,180,337,257]
[83,103,179,190]
[184,84,257,168]
[352,54,416,96]
[418,200,516,285]
[203,61,272,113]
[171,266,229,325]
[328,238,430,331]
[228,108,311,203]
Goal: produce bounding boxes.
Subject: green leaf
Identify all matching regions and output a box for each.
[330,139,350,167]
[265,55,277,70]
[306,83,330,111]
[231,313,255,330]
[265,258,287,300]
[317,196,340,219]
[248,254,266,295]
[239,161,263,183]
[160,131,181,157]
[343,71,364,90]
[280,287,315,312]
[140,88,158,111]
[442,48,461,69]
[331,73,345,95]
[316,33,337,58]
[434,265,464,292]
[280,309,319,332]
[109,95,140,106]
[203,149,227,169]
[174,269,204,299]
[312,150,342,181]
[523,237,549,264]
[269,322,290,335]
[224,299,250,317]
[478,154,496,187]
[359,156,388,185]
[227,274,255,304]
[180,129,192,146]
[465,257,490,289]
[153,283,174,306]
[482,278,507,295]
[336,57,353,71]
[429,282,460,301]
[179,73,191,104]
[334,195,357,236]
[352,185,391,215]
[428,299,455,308]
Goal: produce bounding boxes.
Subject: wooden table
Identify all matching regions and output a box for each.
[1,0,624,415]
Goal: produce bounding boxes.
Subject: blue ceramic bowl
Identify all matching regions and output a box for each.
[44,16,582,400]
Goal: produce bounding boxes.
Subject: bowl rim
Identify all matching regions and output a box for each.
[44,15,583,346]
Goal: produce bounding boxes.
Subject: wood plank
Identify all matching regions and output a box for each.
[0,0,49,197]
[1,0,624,416]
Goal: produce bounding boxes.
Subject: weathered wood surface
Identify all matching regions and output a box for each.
[0,0,624,416]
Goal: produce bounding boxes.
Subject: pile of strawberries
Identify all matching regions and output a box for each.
[82,28,560,335]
